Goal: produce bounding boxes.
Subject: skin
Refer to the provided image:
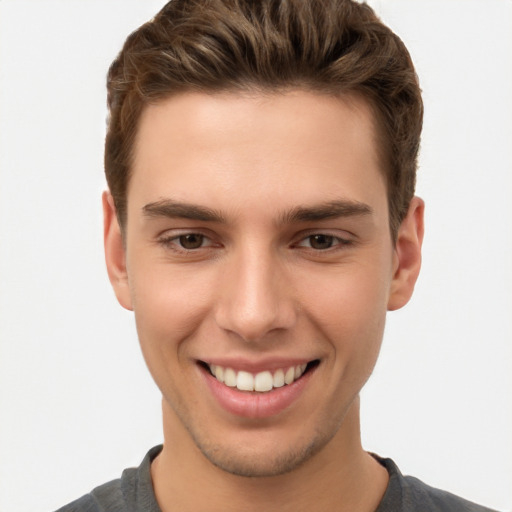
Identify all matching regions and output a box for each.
[104,90,424,511]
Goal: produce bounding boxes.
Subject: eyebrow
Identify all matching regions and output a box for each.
[143,199,225,222]
[142,198,373,224]
[280,199,373,223]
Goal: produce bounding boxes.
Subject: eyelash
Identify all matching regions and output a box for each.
[157,232,215,253]
[157,230,353,255]
[294,233,353,251]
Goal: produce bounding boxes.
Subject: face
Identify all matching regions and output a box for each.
[104,90,423,477]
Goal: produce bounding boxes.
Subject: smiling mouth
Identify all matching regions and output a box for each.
[200,360,320,393]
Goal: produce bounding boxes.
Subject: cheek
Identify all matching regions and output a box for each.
[128,265,218,406]
[298,262,390,361]
[128,259,216,356]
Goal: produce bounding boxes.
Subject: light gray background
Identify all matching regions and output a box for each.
[0,1,511,511]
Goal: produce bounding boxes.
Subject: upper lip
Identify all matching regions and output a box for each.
[198,357,318,373]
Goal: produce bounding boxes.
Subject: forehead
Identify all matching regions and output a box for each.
[129,90,387,222]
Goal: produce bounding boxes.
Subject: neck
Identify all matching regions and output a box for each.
[152,396,387,512]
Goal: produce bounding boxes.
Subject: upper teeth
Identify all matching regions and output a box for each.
[209,364,308,392]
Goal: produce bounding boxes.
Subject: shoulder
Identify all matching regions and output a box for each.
[53,472,131,512]
[376,455,498,512]
[401,474,497,512]
[53,445,162,512]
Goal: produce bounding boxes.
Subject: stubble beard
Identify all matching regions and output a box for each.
[192,430,330,478]
[179,410,342,478]
[159,371,359,479]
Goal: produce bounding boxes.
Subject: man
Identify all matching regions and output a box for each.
[56,0,497,510]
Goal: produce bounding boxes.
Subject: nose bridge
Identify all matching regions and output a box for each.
[215,241,295,342]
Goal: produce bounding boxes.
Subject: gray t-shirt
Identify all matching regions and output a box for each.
[55,445,498,512]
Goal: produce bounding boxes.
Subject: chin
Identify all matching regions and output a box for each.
[192,428,333,478]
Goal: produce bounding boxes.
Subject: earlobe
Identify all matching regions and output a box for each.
[103,191,133,311]
[387,196,425,311]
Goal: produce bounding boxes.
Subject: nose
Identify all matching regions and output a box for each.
[214,245,297,342]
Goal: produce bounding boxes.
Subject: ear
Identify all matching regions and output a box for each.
[387,196,425,311]
[103,191,133,311]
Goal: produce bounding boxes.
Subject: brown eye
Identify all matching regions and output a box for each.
[308,234,335,250]
[179,234,204,249]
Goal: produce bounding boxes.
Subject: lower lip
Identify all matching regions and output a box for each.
[200,365,316,419]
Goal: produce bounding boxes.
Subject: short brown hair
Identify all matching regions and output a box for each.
[105,0,423,239]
